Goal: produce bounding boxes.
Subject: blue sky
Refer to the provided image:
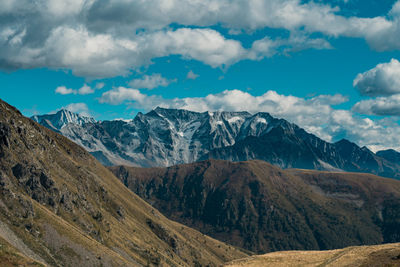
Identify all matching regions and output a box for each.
[1,0,400,151]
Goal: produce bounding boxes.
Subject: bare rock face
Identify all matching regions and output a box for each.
[0,122,10,159]
[0,122,10,147]
[33,107,400,179]
[10,163,59,210]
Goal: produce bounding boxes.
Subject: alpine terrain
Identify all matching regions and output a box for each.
[33,107,400,179]
[0,99,248,266]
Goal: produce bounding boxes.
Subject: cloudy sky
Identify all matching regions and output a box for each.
[1,0,400,151]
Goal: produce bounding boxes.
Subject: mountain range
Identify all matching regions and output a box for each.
[0,99,248,266]
[33,107,400,179]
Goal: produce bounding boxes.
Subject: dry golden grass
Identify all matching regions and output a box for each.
[0,236,45,267]
[225,243,400,267]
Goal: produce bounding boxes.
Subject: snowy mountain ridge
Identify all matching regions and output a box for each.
[31,109,96,131]
[31,107,291,166]
[31,107,400,179]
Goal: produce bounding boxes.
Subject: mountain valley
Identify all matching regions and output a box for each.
[110,160,400,254]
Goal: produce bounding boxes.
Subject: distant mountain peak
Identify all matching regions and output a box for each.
[31,109,95,131]
[335,138,356,146]
[150,106,203,119]
[361,146,372,153]
[57,109,94,122]
[377,149,400,165]
[254,111,273,118]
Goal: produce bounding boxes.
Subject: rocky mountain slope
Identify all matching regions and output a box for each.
[0,99,248,266]
[377,149,400,166]
[224,242,400,267]
[31,109,96,131]
[0,235,46,267]
[203,129,400,179]
[33,108,400,178]
[110,160,400,254]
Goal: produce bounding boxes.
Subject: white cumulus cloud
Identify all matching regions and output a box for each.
[99,87,152,105]
[78,84,94,95]
[7,27,247,78]
[353,59,400,97]
[129,73,175,89]
[353,94,400,116]
[55,83,95,95]
[55,86,76,95]
[2,0,400,78]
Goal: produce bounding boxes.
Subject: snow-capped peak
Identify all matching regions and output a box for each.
[32,109,96,130]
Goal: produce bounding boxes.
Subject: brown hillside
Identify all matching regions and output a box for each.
[0,235,45,267]
[224,242,400,267]
[110,160,400,253]
[0,99,248,266]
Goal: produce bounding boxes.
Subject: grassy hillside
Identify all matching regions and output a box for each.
[0,235,45,267]
[110,160,400,253]
[224,242,400,267]
[0,99,248,266]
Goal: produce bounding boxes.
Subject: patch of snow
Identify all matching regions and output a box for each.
[255,117,267,124]
[113,118,133,123]
[228,116,243,124]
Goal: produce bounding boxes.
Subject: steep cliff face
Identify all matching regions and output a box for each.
[0,99,248,266]
[110,160,400,254]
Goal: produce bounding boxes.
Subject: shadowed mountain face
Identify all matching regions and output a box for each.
[203,128,400,179]
[33,108,400,179]
[0,99,248,266]
[110,160,400,254]
[377,149,400,165]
